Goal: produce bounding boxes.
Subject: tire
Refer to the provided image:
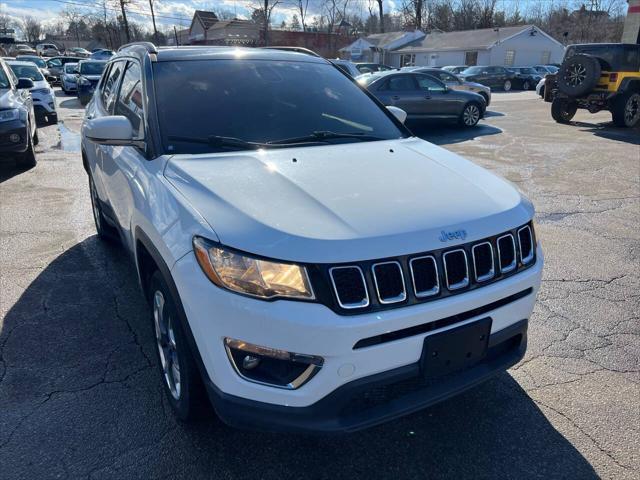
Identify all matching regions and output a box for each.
[611,91,640,128]
[503,80,512,92]
[479,92,489,105]
[17,124,37,168]
[551,97,578,124]
[459,102,482,127]
[522,80,531,91]
[149,270,207,421]
[80,96,88,106]
[33,128,39,146]
[557,54,601,97]
[539,85,545,98]
[88,174,119,242]
[47,114,58,125]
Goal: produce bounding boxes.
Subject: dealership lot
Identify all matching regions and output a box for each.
[0,89,638,479]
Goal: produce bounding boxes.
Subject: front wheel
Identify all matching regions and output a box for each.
[149,271,207,421]
[459,102,482,127]
[88,175,119,242]
[551,97,577,124]
[611,91,640,128]
[503,80,512,92]
[522,80,531,91]
[17,124,37,169]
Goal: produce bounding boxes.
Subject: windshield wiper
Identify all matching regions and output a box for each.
[168,135,266,150]
[267,131,385,145]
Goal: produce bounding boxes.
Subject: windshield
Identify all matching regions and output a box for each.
[462,66,484,74]
[80,62,106,75]
[153,59,405,154]
[517,67,537,74]
[17,56,45,68]
[8,64,43,82]
[64,63,78,73]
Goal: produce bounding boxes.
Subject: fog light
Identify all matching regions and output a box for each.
[9,134,20,143]
[224,338,323,389]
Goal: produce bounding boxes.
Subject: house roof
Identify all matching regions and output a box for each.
[363,31,411,48]
[194,10,219,30]
[398,25,546,53]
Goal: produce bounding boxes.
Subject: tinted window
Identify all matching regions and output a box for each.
[80,61,106,75]
[100,61,124,113]
[64,63,78,74]
[462,66,484,75]
[8,64,43,81]
[17,56,46,68]
[435,71,459,83]
[416,75,446,92]
[385,75,416,91]
[115,62,144,138]
[0,66,9,88]
[153,59,405,154]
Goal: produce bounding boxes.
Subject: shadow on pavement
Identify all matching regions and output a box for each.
[571,121,640,146]
[410,121,503,146]
[484,110,506,118]
[0,238,598,479]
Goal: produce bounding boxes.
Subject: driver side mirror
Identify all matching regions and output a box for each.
[84,116,140,147]
[16,78,34,89]
[386,105,407,124]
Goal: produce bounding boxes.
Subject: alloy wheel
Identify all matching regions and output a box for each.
[153,290,181,400]
[624,93,640,126]
[504,80,512,91]
[463,104,480,126]
[566,63,587,87]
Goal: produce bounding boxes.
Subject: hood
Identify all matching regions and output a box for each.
[30,80,50,91]
[164,138,533,263]
[81,75,102,81]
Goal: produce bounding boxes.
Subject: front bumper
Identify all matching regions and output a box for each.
[207,318,528,433]
[172,243,543,425]
[0,119,29,154]
[33,94,56,119]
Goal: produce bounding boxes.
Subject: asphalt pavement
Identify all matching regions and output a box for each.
[0,89,638,479]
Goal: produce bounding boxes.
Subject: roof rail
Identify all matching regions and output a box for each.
[260,46,321,58]
[117,42,158,54]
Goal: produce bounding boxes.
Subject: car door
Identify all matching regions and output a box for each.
[373,74,423,117]
[414,74,458,117]
[99,60,147,250]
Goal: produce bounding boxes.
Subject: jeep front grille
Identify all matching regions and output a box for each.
[321,222,536,315]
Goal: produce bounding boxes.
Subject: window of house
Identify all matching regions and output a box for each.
[464,51,478,66]
[400,54,415,67]
[541,51,551,64]
[505,50,516,66]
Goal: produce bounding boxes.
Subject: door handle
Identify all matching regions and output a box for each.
[392,95,400,100]
[424,94,431,99]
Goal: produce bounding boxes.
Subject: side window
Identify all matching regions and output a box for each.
[100,61,125,114]
[115,62,145,139]
[438,71,460,84]
[386,75,416,91]
[416,75,446,92]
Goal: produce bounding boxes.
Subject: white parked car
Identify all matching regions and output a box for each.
[81,44,543,432]
[36,43,59,57]
[61,62,79,94]
[536,77,546,98]
[7,61,57,124]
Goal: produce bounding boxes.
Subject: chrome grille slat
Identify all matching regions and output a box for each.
[409,255,439,297]
[371,261,406,304]
[329,266,369,309]
[497,234,517,273]
[517,225,534,264]
[442,249,469,290]
[472,241,495,282]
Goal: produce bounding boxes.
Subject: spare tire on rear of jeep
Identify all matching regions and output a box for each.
[557,54,601,97]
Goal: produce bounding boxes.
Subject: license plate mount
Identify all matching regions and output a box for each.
[420,317,492,380]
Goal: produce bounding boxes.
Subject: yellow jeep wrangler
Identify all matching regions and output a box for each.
[548,43,640,128]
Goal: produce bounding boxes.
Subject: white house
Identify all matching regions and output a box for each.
[340,30,425,64]
[392,25,565,68]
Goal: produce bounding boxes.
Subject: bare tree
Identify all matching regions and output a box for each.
[376,0,384,32]
[253,0,281,46]
[149,0,159,44]
[114,0,132,43]
[62,7,84,46]
[22,16,42,43]
[295,0,310,31]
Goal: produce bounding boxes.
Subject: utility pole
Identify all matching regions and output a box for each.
[118,0,131,43]
[149,0,159,44]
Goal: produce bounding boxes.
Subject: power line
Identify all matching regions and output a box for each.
[48,0,191,23]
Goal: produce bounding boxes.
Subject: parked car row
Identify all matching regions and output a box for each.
[61,60,108,105]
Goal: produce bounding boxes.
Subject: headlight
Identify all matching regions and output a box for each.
[0,109,20,123]
[78,76,90,86]
[193,237,315,300]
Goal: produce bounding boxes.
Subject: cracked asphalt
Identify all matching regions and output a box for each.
[0,89,638,479]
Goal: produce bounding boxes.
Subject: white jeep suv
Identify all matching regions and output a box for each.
[81,43,543,432]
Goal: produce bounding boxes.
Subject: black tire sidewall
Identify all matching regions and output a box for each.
[18,124,37,168]
[612,91,640,128]
[149,271,205,421]
[551,98,577,123]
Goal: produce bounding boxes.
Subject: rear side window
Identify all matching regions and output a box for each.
[383,75,416,91]
[416,75,446,92]
[0,65,9,89]
[115,62,144,139]
[100,61,124,113]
